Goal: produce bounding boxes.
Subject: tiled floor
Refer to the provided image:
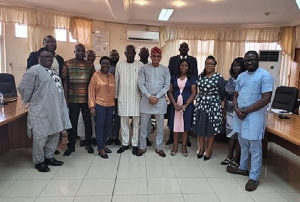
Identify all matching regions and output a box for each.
[0,131,299,202]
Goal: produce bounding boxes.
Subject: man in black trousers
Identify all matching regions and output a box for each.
[166,42,198,147]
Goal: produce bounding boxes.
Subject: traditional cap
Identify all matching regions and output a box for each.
[151,46,162,55]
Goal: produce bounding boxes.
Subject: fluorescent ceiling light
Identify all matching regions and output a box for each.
[296,0,300,9]
[158,9,174,21]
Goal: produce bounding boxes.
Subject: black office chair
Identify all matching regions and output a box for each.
[0,73,18,98]
[271,86,299,113]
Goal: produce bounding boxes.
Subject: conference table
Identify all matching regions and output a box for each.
[263,112,300,157]
[0,97,31,156]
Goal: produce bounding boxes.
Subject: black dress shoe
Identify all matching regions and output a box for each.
[113,139,121,145]
[80,140,86,147]
[98,150,108,159]
[104,147,112,153]
[91,138,97,146]
[132,146,138,155]
[146,138,152,146]
[45,157,64,166]
[166,139,173,145]
[186,139,192,147]
[197,153,203,159]
[85,146,94,154]
[106,138,113,145]
[54,150,60,155]
[63,148,75,156]
[117,145,129,153]
[35,162,50,172]
[204,156,211,161]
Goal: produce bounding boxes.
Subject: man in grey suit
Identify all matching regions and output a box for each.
[166,42,198,146]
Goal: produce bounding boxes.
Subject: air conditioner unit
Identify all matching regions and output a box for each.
[259,50,282,101]
[127,30,159,42]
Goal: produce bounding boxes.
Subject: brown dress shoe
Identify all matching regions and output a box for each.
[155,149,166,157]
[137,148,146,156]
[226,166,249,176]
[245,179,259,191]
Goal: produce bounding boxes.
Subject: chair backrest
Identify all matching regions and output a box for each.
[0,73,18,98]
[271,86,299,113]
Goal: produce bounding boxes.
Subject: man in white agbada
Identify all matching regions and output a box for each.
[115,45,143,155]
[18,47,71,172]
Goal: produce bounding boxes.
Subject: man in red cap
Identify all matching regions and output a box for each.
[137,46,170,157]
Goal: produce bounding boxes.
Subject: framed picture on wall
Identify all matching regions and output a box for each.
[92,30,109,56]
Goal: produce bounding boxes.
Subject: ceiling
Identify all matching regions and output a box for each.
[0,0,300,27]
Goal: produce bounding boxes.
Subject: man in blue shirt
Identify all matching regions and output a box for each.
[227,51,274,192]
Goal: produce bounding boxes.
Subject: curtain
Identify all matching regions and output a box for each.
[160,39,215,74]
[28,27,54,53]
[160,26,296,83]
[69,17,92,49]
[160,26,280,47]
[0,5,70,53]
[279,26,296,59]
[214,41,245,79]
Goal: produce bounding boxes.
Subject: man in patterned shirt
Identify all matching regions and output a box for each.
[62,44,95,156]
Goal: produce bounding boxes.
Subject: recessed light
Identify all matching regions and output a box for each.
[158,9,174,21]
[134,0,148,6]
[173,1,186,7]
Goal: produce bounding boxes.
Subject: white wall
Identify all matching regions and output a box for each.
[5,23,28,88]
[93,20,159,64]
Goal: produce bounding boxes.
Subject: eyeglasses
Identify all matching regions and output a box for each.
[205,63,216,66]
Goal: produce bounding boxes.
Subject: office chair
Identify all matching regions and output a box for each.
[271,86,299,113]
[0,73,18,98]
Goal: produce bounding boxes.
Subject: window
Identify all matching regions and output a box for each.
[69,32,77,42]
[55,28,77,42]
[15,23,27,38]
[55,29,67,42]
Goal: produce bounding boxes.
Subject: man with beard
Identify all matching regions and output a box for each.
[106,49,122,145]
[227,51,274,192]
[62,44,95,156]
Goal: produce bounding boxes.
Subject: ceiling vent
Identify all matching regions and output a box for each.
[127,30,159,42]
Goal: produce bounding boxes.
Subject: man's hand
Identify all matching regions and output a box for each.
[90,107,96,117]
[149,96,158,105]
[235,108,247,120]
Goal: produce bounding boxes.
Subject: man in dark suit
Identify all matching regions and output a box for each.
[26,35,64,155]
[166,42,198,147]
[27,35,64,79]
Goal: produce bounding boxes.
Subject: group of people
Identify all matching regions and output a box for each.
[18,35,274,192]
